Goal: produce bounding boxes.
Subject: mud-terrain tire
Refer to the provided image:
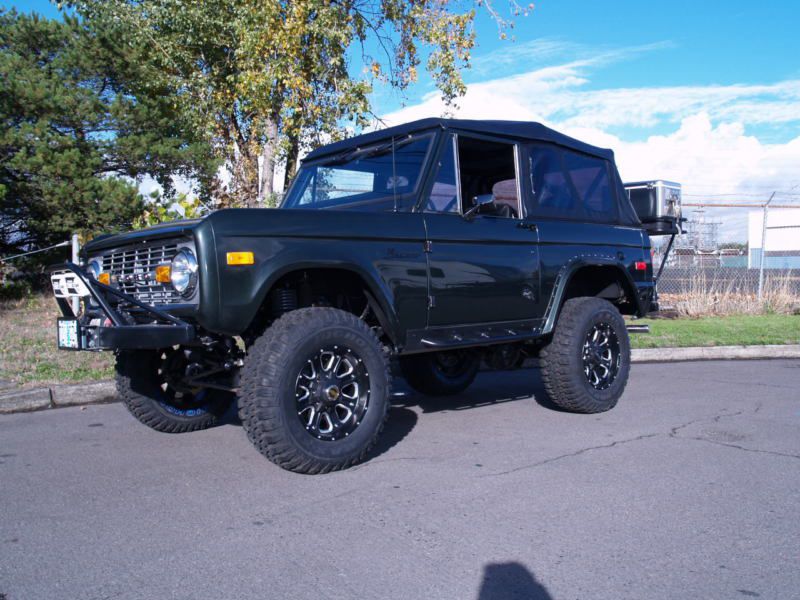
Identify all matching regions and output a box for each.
[399,350,480,396]
[116,349,233,433]
[539,297,630,413]
[238,308,390,474]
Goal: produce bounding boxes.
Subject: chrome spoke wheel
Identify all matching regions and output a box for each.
[295,345,370,441]
[581,323,621,391]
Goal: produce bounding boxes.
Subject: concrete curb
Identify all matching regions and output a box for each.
[0,345,797,415]
[0,381,117,415]
[631,344,800,363]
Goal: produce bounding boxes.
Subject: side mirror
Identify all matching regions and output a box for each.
[463,194,494,219]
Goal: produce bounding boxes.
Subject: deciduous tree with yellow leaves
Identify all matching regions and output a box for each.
[67,0,531,207]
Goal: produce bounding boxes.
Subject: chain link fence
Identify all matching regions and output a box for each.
[653,252,800,315]
[656,264,800,296]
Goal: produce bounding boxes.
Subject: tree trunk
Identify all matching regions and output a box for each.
[283,134,300,191]
[254,119,279,207]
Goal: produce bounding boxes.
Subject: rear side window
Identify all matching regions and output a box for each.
[528,144,618,223]
[528,145,578,218]
[562,151,616,222]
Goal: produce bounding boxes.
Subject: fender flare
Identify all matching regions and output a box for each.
[251,259,403,346]
[541,256,643,335]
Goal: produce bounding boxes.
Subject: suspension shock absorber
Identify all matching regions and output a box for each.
[271,286,298,316]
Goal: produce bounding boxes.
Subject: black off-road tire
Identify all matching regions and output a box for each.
[238,308,391,474]
[399,350,480,397]
[116,350,233,433]
[539,297,631,413]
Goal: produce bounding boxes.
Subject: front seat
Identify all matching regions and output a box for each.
[489,179,519,218]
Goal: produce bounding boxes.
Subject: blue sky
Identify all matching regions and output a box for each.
[378,0,800,141]
[6,0,800,239]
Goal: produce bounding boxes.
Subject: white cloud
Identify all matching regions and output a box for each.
[570,115,800,241]
[380,47,800,242]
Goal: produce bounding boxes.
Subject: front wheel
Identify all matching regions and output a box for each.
[399,350,480,397]
[116,349,234,433]
[539,297,630,413]
[238,308,390,474]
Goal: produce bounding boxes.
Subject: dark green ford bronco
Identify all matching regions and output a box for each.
[51,118,674,474]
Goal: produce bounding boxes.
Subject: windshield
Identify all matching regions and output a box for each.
[282,135,432,211]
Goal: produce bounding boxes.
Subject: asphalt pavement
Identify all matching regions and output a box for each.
[1,360,799,600]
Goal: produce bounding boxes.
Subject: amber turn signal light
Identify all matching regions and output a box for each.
[155,265,171,283]
[97,272,111,285]
[227,251,254,266]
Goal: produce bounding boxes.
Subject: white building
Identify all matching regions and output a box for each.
[748,208,800,269]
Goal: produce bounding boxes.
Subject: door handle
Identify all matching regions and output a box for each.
[517,222,538,232]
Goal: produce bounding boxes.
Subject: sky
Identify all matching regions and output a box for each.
[6,0,800,241]
[373,0,800,241]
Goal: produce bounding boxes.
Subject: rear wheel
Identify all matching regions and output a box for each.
[539,297,630,413]
[116,348,234,433]
[399,350,480,396]
[238,308,390,474]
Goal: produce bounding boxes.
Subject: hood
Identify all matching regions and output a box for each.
[82,218,204,254]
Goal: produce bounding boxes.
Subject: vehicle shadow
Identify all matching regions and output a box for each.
[220,402,419,462]
[364,406,418,461]
[477,562,553,600]
[391,367,571,414]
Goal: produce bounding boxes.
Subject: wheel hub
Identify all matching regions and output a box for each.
[295,346,370,441]
[582,323,621,391]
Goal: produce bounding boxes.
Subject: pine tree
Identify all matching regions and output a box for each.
[0,9,218,262]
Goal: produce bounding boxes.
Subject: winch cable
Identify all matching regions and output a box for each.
[1,240,70,263]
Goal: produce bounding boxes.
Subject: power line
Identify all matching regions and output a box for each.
[683,192,800,198]
[683,202,799,209]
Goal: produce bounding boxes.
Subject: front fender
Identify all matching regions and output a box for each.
[198,210,429,343]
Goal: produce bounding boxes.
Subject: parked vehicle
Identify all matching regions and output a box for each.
[51,118,663,474]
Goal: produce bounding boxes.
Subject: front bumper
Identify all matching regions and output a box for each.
[51,262,196,351]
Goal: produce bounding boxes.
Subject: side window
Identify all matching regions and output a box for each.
[563,151,616,222]
[457,136,520,218]
[424,134,459,213]
[528,144,578,217]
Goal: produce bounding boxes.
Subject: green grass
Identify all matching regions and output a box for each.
[0,295,114,387]
[1,295,798,387]
[630,314,800,349]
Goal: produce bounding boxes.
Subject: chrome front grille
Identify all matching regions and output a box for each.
[100,242,182,305]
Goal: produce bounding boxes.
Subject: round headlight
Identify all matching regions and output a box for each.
[87,258,102,280]
[170,250,198,296]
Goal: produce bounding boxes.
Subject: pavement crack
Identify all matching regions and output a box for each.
[481,433,660,477]
[677,436,800,461]
[668,403,797,461]
[669,408,748,437]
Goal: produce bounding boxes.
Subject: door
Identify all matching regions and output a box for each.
[422,134,540,327]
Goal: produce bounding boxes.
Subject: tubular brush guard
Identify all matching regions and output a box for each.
[50,262,195,350]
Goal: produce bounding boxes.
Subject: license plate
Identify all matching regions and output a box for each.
[57,318,81,350]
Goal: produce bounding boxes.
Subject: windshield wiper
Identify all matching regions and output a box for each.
[324,137,412,166]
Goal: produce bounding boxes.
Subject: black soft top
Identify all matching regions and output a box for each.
[303,118,614,163]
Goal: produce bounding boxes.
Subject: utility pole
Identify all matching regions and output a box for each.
[757,192,776,302]
[71,233,80,315]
